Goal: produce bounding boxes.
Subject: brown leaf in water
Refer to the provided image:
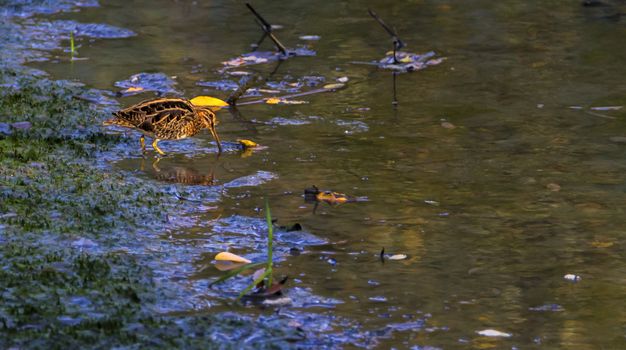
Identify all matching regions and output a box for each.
[316,190,352,204]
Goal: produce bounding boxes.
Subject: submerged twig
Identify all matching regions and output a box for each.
[236,84,344,106]
[245,3,288,55]
[226,75,263,105]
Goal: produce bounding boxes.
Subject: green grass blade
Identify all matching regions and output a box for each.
[264,199,274,287]
[70,31,75,56]
[209,262,264,287]
[237,267,272,300]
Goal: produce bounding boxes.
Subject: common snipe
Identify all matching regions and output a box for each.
[104,96,226,155]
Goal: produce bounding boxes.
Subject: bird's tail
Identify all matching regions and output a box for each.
[103,114,134,128]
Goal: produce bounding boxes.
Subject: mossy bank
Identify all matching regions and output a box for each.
[0,69,305,348]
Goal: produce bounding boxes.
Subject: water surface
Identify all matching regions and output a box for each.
[33,1,626,348]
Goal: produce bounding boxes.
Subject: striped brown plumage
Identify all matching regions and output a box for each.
[103,97,222,155]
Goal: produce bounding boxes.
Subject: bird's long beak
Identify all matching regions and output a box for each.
[209,125,223,154]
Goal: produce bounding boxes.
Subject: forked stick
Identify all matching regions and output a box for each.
[245,3,288,55]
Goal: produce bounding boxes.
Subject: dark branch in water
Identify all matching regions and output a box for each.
[227,59,283,106]
[368,9,406,64]
[227,75,263,105]
[246,3,288,55]
[380,247,385,263]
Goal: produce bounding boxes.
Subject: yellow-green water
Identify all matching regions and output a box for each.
[34,1,626,348]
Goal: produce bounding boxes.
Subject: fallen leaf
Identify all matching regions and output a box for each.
[265,97,307,105]
[238,139,258,148]
[190,96,229,107]
[266,97,281,104]
[388,254,408,260]
[323,83,345,90]
[215,252,251,264]
[316,191,350,204]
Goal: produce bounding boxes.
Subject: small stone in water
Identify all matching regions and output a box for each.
[326,257,337,266]
[337,76,349,83]
[476,329,512,337]
[564,274,581,282]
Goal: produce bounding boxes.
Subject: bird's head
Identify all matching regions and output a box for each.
[190,96,227,154]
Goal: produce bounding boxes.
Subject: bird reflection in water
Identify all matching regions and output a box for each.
[140,157,216,186]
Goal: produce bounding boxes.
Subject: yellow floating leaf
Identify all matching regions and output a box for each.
[323,83,345,90]
[238,139,258,148]
[316,191,350,204]
[125,86,144,92]
[266,97,281,104]
[399,56,413,63]
[190,96,229,107]
[214,252,251,264]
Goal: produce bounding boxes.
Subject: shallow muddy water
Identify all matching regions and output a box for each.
[29,0,626,348]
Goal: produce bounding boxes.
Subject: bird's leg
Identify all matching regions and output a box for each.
[140,135,147,154]
[152,138,166,156]
[209,126,223,154]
